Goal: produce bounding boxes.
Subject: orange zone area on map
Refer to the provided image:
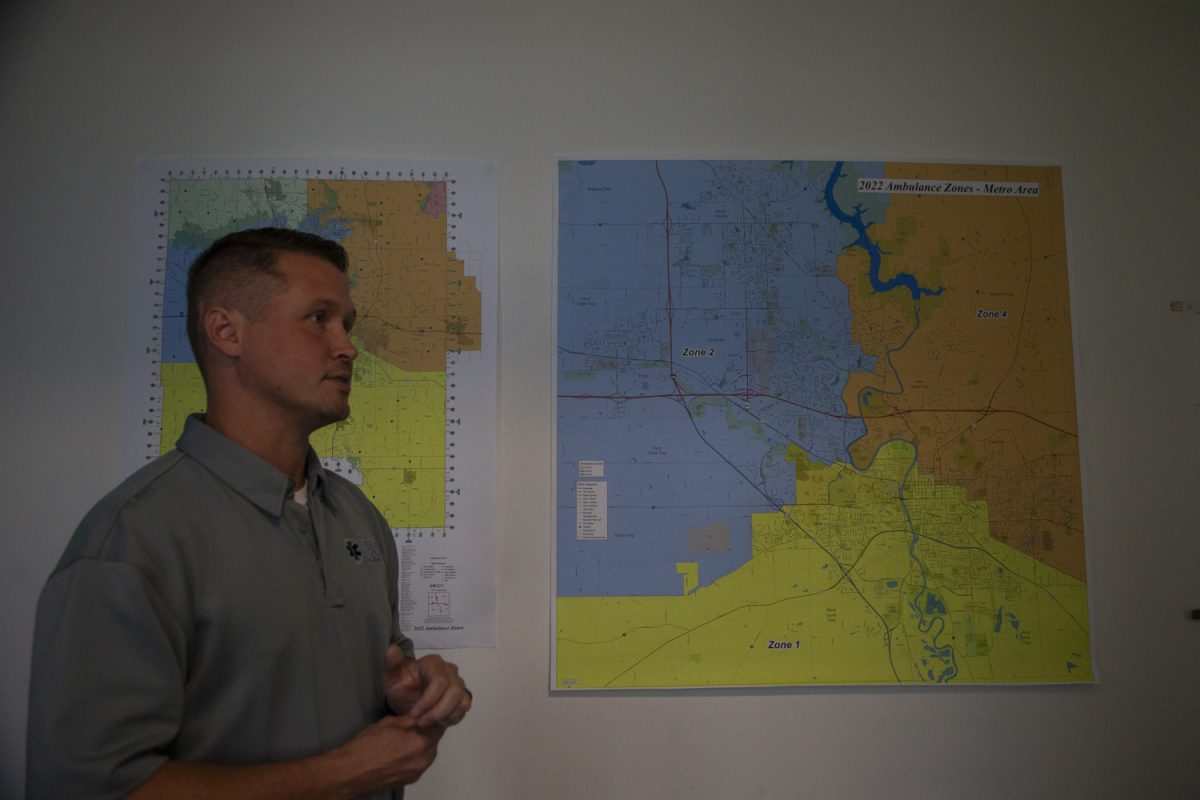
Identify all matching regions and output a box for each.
[838,164,1085,580]
[308,180,481,370]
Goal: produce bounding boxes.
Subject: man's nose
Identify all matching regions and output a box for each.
[333,326,358,361]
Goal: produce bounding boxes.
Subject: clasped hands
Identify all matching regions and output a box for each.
[382,645,472,729]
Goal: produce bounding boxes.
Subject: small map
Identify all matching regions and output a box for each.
[554,160,1091,687]
[128,158,497,648]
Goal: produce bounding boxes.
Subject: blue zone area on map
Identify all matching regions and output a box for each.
[160,202,351,363]
[557,160,880,597]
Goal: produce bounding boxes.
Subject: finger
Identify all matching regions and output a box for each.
[383,644,408,674]
[440,688,472,726]
[378,713,419,732]
[415,654,448,682]
[382,652,424,716]
[408,657,455,720]
[416,682,472,728]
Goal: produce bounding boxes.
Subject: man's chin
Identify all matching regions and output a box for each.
[311,404,352,431]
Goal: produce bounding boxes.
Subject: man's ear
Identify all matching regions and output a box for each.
[203,306,245,359]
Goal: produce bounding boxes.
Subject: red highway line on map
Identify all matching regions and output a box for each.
[558,390,1077,438]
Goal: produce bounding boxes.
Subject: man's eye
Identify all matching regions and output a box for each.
[310,312,327,323]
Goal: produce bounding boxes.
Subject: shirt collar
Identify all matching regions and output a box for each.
[175,414,327,517]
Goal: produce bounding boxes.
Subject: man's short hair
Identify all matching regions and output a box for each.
[186,227,350,371]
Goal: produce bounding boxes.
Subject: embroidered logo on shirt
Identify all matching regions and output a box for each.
[344,538,383,563]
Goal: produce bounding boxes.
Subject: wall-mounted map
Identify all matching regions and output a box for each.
[128,158,498,649]
[554,160,1091,687]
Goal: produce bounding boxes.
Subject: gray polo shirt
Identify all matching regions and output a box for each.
[28,415,411,799]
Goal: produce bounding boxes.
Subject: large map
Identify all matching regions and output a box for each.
[554,159,1092,686]
[127,158,497,648]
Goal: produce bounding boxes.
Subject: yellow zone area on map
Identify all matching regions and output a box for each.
[159,362,206,448]
[311,351,446,527]
[556,441,1091,688]
[838,164,1085,582]
[159,350,446,527]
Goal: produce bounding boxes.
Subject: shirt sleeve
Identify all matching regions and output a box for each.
[27,558,187,799]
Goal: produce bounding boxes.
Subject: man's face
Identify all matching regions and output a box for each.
[235,251,359,434]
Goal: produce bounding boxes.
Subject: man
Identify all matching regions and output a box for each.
[27,228,470,799]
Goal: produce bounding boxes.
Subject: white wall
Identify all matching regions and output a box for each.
[3,1,1199,797]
